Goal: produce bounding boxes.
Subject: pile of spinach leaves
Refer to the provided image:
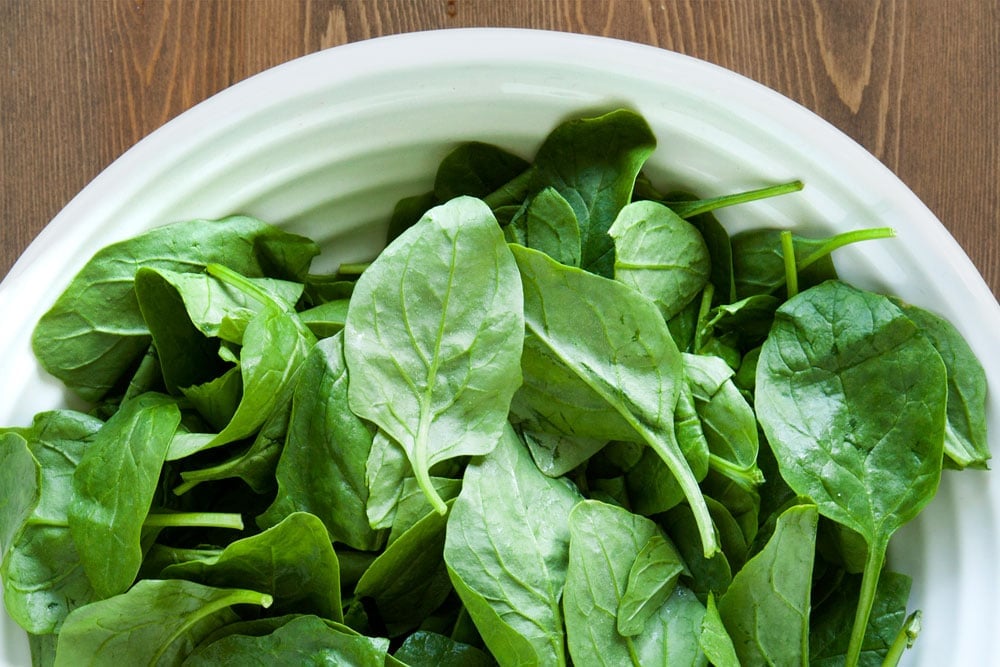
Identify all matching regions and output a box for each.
[1,109,989,666]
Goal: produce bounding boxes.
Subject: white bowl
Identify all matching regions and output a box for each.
[1,28,997,666]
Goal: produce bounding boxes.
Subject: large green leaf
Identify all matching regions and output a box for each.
[53,579,272,666]
[259,334,382,551]
[717,504,818,666]
[344,196,524,514]
[444,425,581,667]
[510,244,717,557]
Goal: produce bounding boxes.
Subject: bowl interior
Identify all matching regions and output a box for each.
[1,29,997,666]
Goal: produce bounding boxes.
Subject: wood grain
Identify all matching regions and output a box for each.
[2,0,997,296]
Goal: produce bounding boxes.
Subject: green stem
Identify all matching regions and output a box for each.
[693,283,715,353]
[780,230,799,298]
[206,263,277,307]
[666,180,804,219]
[338,262,371,276]
[143,512,245,531]
[639,423,719,558]
[708,455,765,491]
[483,167,536,209]
[881,611,921,667]
[846,542,887,667]
[413,412,448,515]
[796,227,896,272]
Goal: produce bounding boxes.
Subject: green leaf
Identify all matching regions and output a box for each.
[531,109,656,275]
[53,579,272,666]
[167,290,316,460]
[617,533,687,636]
[699,594,739,667]
[434,142,530,202]
[444,425,581,667]
[563,500,706,666]
[507,186,582,267]
[69,395,180,599]
[610,199,711,319]
[354,500,454,636]
[755,280,947,665]
[162,512,342,622]
[393,630,497,667]
[259,334,383,551]
[717,504,818,666]
[510,244,717,557]
[898,301,990,469]
[184,614,389,667]
[2,412,103,633]
[32,216,317,402]
[344,196,524,514]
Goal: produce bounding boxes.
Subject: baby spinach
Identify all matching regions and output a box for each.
[609,199,711,320]
[563,500,707,666]
[529,108,656,276]
[259,334,382,551]
[717,504,818,666]
[32,216,317,402]
[511,244,718,557]
[344,196,524,515]
[68,393,181,598]
[4,107,988,666]
[756,281,947,667]
[53,579,273,666]
[444,425,581,667]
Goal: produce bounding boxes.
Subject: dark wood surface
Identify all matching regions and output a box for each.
[2,0,997,296]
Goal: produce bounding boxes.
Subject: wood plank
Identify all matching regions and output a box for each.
[1,0,996,295]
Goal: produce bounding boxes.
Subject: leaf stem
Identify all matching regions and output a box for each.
[845,542,887,667]
[143,512,245,531]
[666,180,803,219]
[483,167,536,209]
[206,263,277,307]
[780,230,799,298]
[796,227,896,272]
[708,455,765,491]
[338,262,371,276]
[880,610,921,667]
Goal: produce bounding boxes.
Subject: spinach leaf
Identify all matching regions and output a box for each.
[364,429,411,530]
[810,570,912,666]
[344,196,524,514]
[755,281,947,666]
[354,500,454,636]
[434,142,530,203]
[162,512,342,621]
[609,199,711,320]
[393,630,497,667]
[1,412,102,634]
[505,186,582,267]
[617,532,687,636]
[298,298,350,338]
[699,594,739,667]
[166,269,316,460]
[897,301,990,469]
[68,393,181,598]
[183,614,389,666]
[522,429,606,478]
[444,425,581,667]
[53,579,272,666]
[259,334,383,551]
[510,244,717,556]
[562,499,706,666]
[32,216,318,402]
[717,504,818,666]
[530,109,656,276]
[387,477,462,546]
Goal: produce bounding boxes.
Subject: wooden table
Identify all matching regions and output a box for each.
[3,0,997,297]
